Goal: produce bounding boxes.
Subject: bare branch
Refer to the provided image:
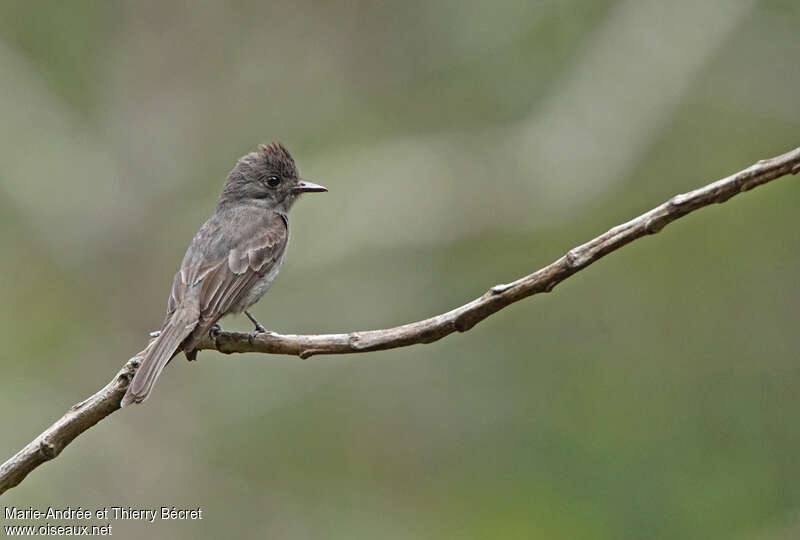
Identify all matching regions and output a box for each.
[2,146,799,496]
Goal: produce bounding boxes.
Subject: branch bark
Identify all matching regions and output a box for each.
[2,146,799,496]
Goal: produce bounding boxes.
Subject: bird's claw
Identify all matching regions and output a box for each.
[244,310,274,344]
[248,326,275,344]
[209,323,222,337]
[248,330,259,344]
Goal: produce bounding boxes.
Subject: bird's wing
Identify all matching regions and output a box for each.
[167,207,289,351]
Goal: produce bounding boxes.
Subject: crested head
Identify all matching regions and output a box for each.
[257,142,299,179]
[217,142,325,212]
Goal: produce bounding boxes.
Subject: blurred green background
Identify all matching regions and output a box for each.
[1,1,799,538]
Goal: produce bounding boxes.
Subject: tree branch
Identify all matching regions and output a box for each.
[2,146,799,496]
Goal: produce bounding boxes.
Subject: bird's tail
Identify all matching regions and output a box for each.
[121,306,198,407]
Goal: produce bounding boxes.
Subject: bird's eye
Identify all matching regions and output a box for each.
[266,175,281,187]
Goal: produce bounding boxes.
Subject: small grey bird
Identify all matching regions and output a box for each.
[121,143,326,406]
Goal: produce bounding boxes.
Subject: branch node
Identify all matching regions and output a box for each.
[298,349,317,359]
[670,193,690,206]
[644,216,666,234]
[490,283,512,294]
[348,333,363,348]
[117,358,139,384]
[38,439,56,460]
[565,249,582,268]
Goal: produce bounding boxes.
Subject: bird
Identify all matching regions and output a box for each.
[121,142,326,406]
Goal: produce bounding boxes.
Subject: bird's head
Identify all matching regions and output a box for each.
[219,142,326,211]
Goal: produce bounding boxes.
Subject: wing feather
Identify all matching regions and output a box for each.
[173,207,288,353]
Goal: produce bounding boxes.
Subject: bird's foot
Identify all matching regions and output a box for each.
[244,310,277,344]
[247,327,276,344]
[209,323,222,337]
[244,310,269,335]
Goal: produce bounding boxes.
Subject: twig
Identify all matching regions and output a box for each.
[2,146,799,496]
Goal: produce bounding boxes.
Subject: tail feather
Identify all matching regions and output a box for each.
[121,306,198,407]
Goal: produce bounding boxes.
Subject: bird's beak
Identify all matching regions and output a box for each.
[292,180,327,193]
